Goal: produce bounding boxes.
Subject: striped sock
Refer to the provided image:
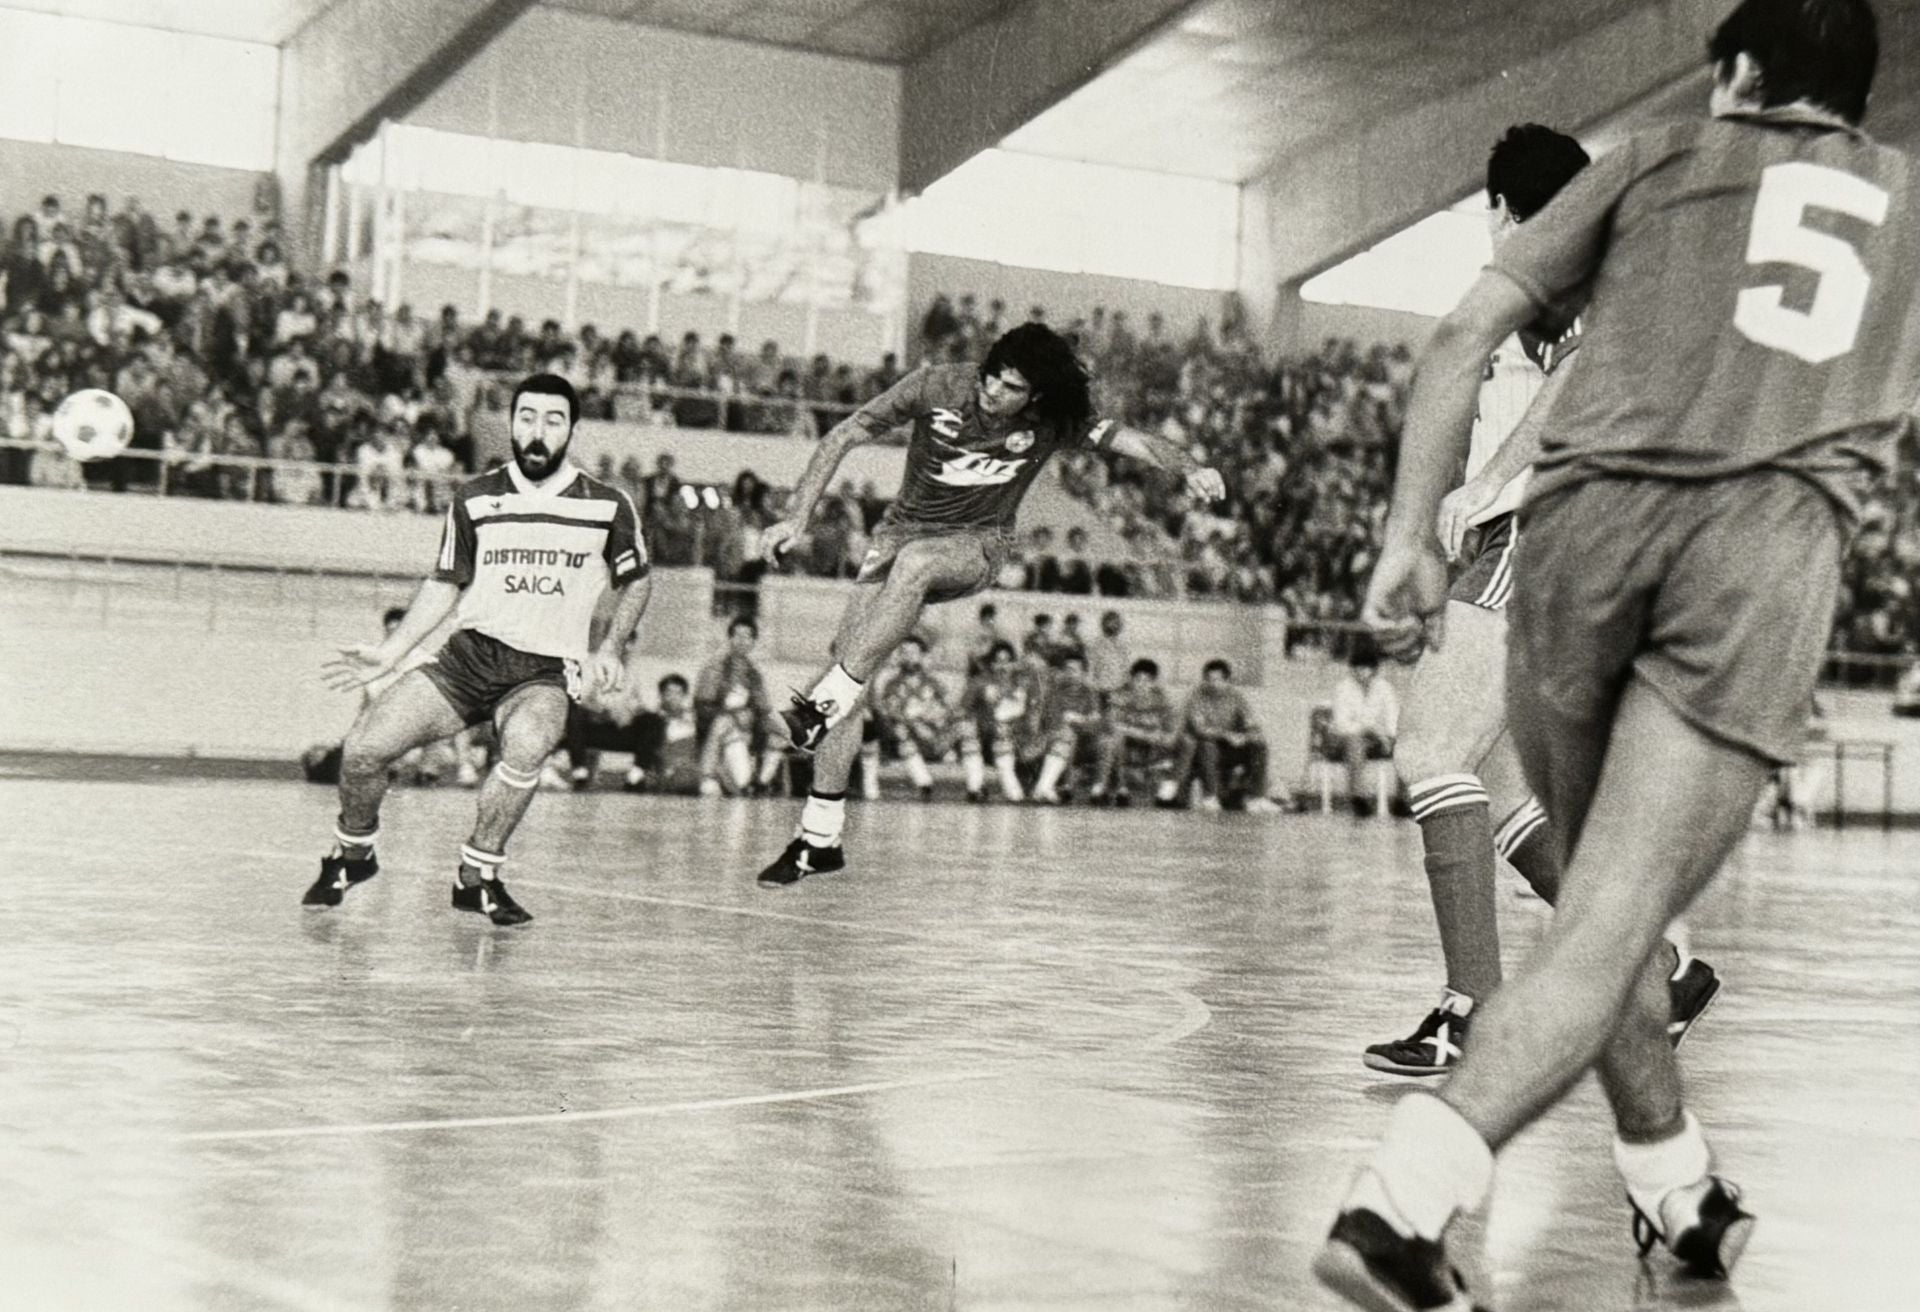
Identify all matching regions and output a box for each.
[1495,797,1560,903]
[333,820,378,858]
[459,843,506,884]
[1408,774,1500,1001]
[799,790,846,846]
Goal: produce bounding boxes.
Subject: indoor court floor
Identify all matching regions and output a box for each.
[1,772,1915,1312]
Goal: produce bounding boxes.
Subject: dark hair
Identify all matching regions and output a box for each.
[989,640,1017,663]
[1486,125,1591,221]
[382,606,407,627]
[659,674,689,695]
[1708,0,1878,123]
[1202,658,1232,679]
[728,616,758,639]
[978,603,997,621]
[511,372,578,426]
[980,323,1093,431]
[1129,658,1159,679]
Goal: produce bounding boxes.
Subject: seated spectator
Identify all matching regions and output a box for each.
[1178,658,1278,812]
[694,616,783,795]
[1057,527,1094,594]
[1025,526,1062,591]
[962,640,1044,802]
[1020,613,1058,666]
[964,603,1008,679]
[1096,658,1181,806]
[870,634,984,801]
[1327,647,1400,815]
[566,671,701,794]
[1054,613,1089,669]
[1032,652,1103,804]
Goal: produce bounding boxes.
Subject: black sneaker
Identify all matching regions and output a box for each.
[1667,959,1720,1047]
[301,852,378,907]
[780,692,831,755]
[756,836,846,887]
[451,876,533,926]
[1364,1000,1472,1077]
[917,785,935,803]
[1312,1206,1484,1312]
[1631,1176,1755,1279]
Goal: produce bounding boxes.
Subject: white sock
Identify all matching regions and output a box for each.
[962,749,985,794]
[1347,1093,1494,1241]
[757,751,783,785]
[1036,754,1067,795]
[808,664,865,728]
[997,752,1024,801]
[1614,1111,1711,1233]
[799,792,845,847]
[723,738,753,790]
[904,752,934,789]
[1438,986,1475,1017]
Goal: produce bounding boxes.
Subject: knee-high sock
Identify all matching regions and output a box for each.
[1495,797,1561,903]
[1409,773,1501,1001]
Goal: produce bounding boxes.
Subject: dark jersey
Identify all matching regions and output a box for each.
[1109,684,1175,738]
[877,667,953,728]
[837,363,1115,529]
[1041,676,1101,734]
[1492,107,1920,522]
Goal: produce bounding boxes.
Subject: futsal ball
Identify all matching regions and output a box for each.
[52,388,135,462]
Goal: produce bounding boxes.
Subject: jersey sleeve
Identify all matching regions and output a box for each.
[840,365,935,442]
[431,496,477,586]
[1490,132,1655,317]
[603,487,649,585]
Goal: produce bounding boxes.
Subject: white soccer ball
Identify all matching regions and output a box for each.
[52,388,135,462]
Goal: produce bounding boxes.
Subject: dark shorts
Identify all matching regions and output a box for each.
[1508,471,1841,765]
[856,517,1016,605]
[1449,513,1518,610]
[421,629,579,727]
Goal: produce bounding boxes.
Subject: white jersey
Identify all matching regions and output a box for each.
[1464,324,1579,525]
[432,461,647,661]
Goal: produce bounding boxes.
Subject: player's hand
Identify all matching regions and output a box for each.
[1436,476,1497,563]
[1185,466,1226,503]
[760,520,800,563]
[1361,539,1450,656]
[323,643,398,693]
[585,647,625,698]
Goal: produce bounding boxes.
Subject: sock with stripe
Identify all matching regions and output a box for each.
[799,790,846,847]
[1408,773,1501,1001]
[1495,797,1561,902]
[332,820,378,861]
[458,842,505,887]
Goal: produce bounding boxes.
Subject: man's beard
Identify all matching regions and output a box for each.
[512,435,570,481]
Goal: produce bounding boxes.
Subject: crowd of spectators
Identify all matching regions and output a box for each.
[6,188,1916,662]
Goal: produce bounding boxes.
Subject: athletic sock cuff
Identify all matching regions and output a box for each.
[1408,773,1490,821]
[1494,796,1549,858]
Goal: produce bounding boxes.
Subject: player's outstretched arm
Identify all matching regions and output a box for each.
[1364,271,1538,651]
[1435,352,1577,561]
[1102,425,1226,503]
[763,367,932,561]
[323,578,460,691]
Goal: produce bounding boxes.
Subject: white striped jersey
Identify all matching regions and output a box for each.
[431,462,647,661]
[1463,323,1579,525]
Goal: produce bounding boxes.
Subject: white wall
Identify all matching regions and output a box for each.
[404,8,900,194]
[0,139,268,232]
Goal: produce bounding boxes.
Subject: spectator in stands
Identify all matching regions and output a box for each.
[1097,657,1181,806]
[1032,652,1103,804]
[1055,613,1088,668]
[1025,526,1062,591]
[965,603,1008,678]
[1087,610,1130,701]
[1327,646,1400,816]
[1021,613,1059,666]
[1178,658,1277,812]
[1057,526,1094,594]
[963,640,1043,803]
[694,616,783,795]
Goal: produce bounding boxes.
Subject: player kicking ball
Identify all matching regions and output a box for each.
[1362,124,1720,1080]
[302,374,652,925]
[1316,2,1920,1307]
[751,323,1223,886]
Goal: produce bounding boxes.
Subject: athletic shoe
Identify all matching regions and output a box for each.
[1312,1205,1484,1312]
[300,852,378,908]
[1245,796,1282,814]
[1631,1176,1755,1279]
[451,876,533,926]
[916,785,935,803]
[1364,995,1472,1076]
[756,836,846,887]
[1667,959,1720,1047]
[780,692,831,755]
[1032,786,1063,805]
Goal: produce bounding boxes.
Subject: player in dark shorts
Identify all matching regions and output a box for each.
[302,374,652,925]
[1318,4,1920,1307]
[1361,125,1720,1079]
[751,323,1224,884]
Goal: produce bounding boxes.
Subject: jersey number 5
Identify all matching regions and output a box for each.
[1735,161,1889,365]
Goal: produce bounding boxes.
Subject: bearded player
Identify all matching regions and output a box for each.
[1362,125,1720,1078]
[1318,2,1918,1304]
[303,374,651,925]
[753,323,1223,885]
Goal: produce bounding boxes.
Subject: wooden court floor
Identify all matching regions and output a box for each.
[1,775,1915,1312]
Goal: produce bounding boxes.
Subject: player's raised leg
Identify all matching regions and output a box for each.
[303,671,467,908]
[450,683,569,926]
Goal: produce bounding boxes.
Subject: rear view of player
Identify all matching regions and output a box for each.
[1362,125,1719,1078]
[302,374,652,925]
[749,324,1223,886]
